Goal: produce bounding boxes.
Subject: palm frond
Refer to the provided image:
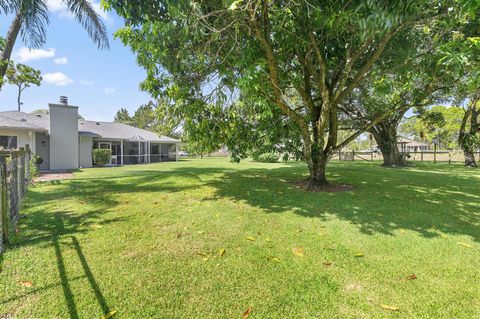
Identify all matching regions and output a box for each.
[63,0,109,50]
[0,0,17,14]
[20,0,49,49]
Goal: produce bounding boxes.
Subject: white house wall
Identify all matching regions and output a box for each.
[49,104,79,170]
[0,128,36,153]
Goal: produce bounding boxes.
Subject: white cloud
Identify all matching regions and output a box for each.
[47,0,110,22]
[80,79,95,86]
[43,72,74,86]
[104,87,116,94]
[17,47,55,62]
[53,57,68,65]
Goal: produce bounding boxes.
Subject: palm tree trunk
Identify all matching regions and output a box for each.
[0,11,22,90]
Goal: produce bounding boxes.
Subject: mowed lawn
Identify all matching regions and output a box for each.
[1,158,479,318]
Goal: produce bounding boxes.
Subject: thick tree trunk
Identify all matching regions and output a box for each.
[0,11,22,90]
[305,148,329,188]
[458,103,479,168]
[370,123,406,167]
[463,150,477,167]
[378,139,405,166]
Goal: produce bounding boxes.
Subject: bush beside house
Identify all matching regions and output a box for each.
[92,149,112,167]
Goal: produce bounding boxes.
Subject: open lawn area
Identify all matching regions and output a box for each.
[1,158,479,318]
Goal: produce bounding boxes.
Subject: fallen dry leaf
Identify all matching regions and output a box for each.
[245,236,256,241]
[458,242,472,248]
[100,309,117,319]
[405,274,417,281]
[380,304,399,311]
[219,248,226,257]
[292,247,305,257]
[323,261,333,267]
[243,307,252,318]
[19,281,32,288]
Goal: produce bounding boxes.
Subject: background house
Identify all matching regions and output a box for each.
[0,97,180,170]
[397,137,430,152]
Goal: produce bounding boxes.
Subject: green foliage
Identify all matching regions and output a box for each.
[460,132,480,152]
[400,106,466,149]
[113,108,132,125]
[254,152,279,163]
[10,0,108,50]
[114,99,181,138]
[29,155,40,178]
[92,149,112,166]
[6,62,41,109]
[33,155,43,165]
[105,0,467,182]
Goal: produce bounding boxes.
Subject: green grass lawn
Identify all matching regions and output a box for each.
[1,158,479,318]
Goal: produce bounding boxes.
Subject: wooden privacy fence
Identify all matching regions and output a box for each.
[331,150,480,163]
[0,145,32,254]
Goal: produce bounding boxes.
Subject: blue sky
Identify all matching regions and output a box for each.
[0,1,150,121]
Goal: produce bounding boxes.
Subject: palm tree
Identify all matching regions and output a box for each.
[0,0,109,90]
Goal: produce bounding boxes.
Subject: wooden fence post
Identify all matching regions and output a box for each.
[0,156,8,244]
[434,144,437,164]
[19,147,25,200]
[352,150,355,161]
[421,152,423,162]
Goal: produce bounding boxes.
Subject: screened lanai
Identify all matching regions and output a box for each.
[92,136,178,166]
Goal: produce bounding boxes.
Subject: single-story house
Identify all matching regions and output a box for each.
[397,137,429,152]
[0,98,180,170]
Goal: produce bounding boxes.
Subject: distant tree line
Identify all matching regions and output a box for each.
[113,99,181,139]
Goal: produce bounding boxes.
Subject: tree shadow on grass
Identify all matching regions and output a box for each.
[203,163,480,242]
[14,168,214,250]
[18,162,480,248]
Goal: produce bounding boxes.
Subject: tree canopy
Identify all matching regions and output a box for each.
[114,99,182,138]
[105,0,476,184]
[6,62,41,111]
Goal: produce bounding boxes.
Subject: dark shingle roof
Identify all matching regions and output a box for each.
[0,111,180,143]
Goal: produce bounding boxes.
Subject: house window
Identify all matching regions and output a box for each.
[0,136,17,149]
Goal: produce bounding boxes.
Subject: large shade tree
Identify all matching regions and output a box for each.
[106,0,458,187]
[343,56,455,166]
[0,0,109,89]
[440,12,480,167]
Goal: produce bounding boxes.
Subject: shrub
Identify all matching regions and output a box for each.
[34,155,43,165]
[255,152,279,163]
[92,149,112,167]
[30,156,40,178]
